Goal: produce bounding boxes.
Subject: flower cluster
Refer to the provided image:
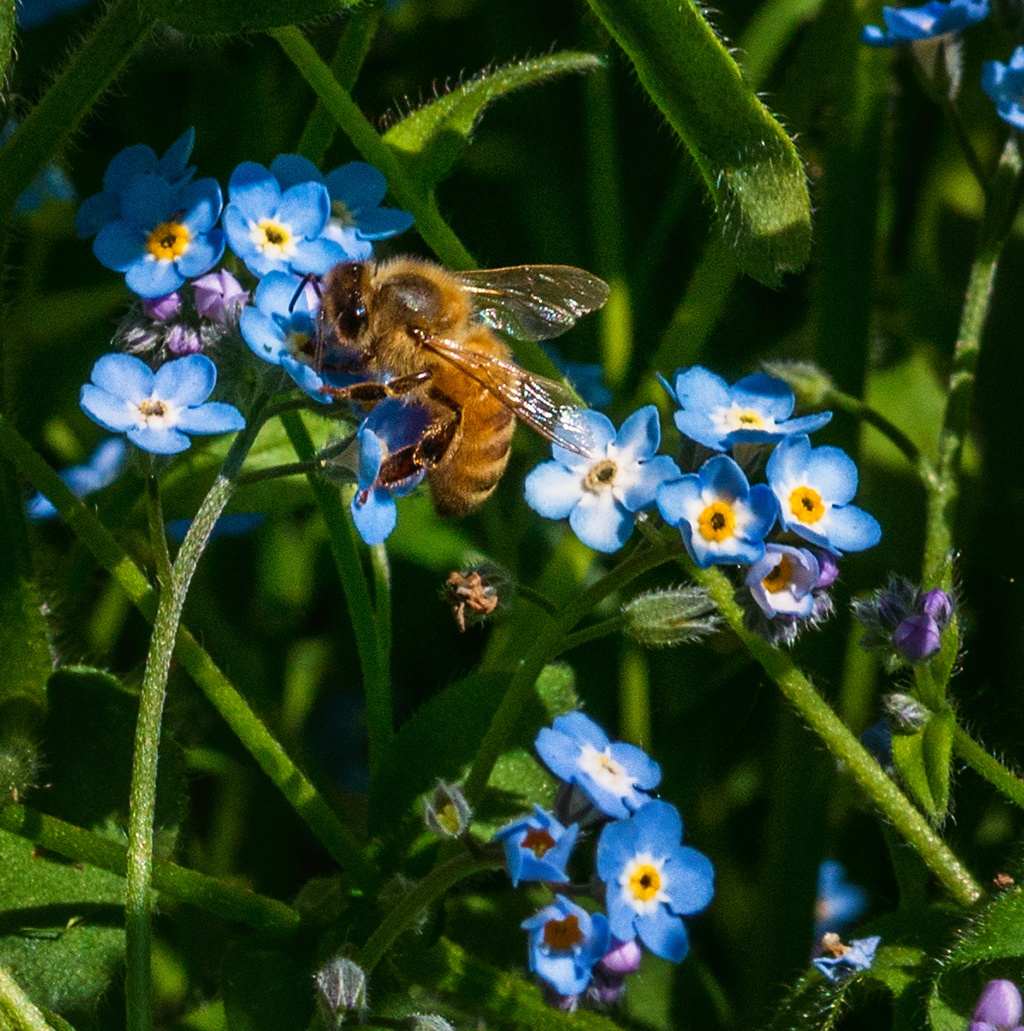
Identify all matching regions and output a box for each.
[852,575,955,667]
[493,712,714,1009]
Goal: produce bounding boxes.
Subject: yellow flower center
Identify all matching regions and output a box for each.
[543,914,583,951]
[789,486,824,524]
[146,221,190,261]
[628,863,662,902]
[762,555,794,594]
[138,399,167,419]
[735,408,763,427]
[252,219,295,258]
[698,501,735,542]
[522,828,556,859]
[585,459,617,492]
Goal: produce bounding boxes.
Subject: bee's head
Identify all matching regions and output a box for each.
[322,262,369,347]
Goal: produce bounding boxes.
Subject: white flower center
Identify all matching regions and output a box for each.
[251,218,297,258]
[132,395,180,430]
[578,743,637,797]
[619,851,671,915]
[712,403,776,436]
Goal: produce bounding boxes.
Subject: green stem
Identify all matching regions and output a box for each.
[269,25,475,270]
[358,852,500,974]
[953,722,1024,811]
[690,562,982,907]
[370,543,392,669]
[822,387,924,469]
[942,98,989,195]
[0,964,52,1031]
[146,473,172,591]
[0,803,299,930]
[556,615,625,655]
[280,411,393,781]
[235,459,334,486]
[462,538,684,804]
[0,414,373,886]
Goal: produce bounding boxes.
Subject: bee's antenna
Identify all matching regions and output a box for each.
[290,273,322,313]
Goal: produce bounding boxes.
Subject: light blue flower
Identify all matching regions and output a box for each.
[522,895,611,996]
[351,398,429,546]
[657,454,777,568]
[75,128,196,239]
[79,353,244,455]
[222,162,349,278]
[983,47,1024,129]
[270,155,413,256]
[596,800,715,963]
[240,270,333,402]
[92,174,225,298]
[535,711,661,819]
[745,543,820,618]
[662,366,832,453]
[524,406,680,554]
[493,805,579,888]
[861,0,987,45]
[766,435,881,554]
[812,936,881,981]
[814,860,868,940]
[26,438,127,522]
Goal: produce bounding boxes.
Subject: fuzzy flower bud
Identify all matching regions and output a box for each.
[442,560,513,632]
[853,576,956,667]
[621,586,720,647]
[883,692,931,732]
[970,978,1024,1031]
[314,955,368,1027]
[423,781,472,838]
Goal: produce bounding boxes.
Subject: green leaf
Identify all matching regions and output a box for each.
[585,0,811,286]
[0,828,125,1021]
[382,52,605,193]
[222,932,316,1031]
[0,0,12,106]
[144,0,358,35]
[890,708,952,824]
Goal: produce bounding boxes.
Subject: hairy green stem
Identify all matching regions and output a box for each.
[0,964,52,1031]
[463,538,684,804]
[822,387,924,469]
[0,413,373,886]
[691,562,982,907]
[556,615,625,655]
[270,25,475,270]
[358,852,500,974]
[0,803,299,930]
[953,722,1024,811]
[146,473,172,591]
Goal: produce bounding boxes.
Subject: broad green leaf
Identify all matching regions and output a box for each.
[944,886,1024,965]
[222,932,316,1031]
[145,0,357,35]
[0,828,124,1021]
[890,708,952,824]
[585,0,810,286]
[383,53,604,193]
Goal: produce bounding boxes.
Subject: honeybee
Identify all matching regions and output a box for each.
[315,257,610,516]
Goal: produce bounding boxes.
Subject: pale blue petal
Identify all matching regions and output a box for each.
[637,910,688,962]
[175,403,245,435]
[228,162,281,222]
[126,258,184,298]
[175,229,225,278]
[270,154,322,192]
[277,181,331,238]
[128,426,191,454]
[154,353,216,407]
[731,373,794,420]
[569,490,631,553]
[620,454,680,512]
[80,384,137,432]
[824,505,882,553]
[240,308,287,363]
[524,461,584,519]
[613,405,660,464]
[91,353,153,400]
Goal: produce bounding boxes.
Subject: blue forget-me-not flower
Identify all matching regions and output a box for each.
[522,895,611,997]
[493,805,579,888]
[984,47,1024,129]
[26,438,127,521]
[813,935,881,981]
[861,0,988,45]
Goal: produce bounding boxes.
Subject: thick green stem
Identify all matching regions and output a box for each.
[270,26,475,270]
[0,964,52,1031]
[0,803,299,930]
[953,722,1024,812]
[462,538,683,804]
[691,562,982,907]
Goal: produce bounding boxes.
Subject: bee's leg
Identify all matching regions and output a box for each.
[318,370,432,402]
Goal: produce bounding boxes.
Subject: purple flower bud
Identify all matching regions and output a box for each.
[970,979,1023,1031]
[893,614,941,662]
[588,968,628,1005]
[165,323,203,356]
[142,291,183,321]
[813,548,841,589]
[193,269,249,324]
[597,939,643,976]
[919,587,953,627]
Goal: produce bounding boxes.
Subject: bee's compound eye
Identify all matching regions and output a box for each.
[326,263,368,342]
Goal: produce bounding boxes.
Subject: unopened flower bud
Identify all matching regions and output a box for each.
[760,360,834,408]
[970,979,1022,1030]
[193,269,248,325]
[423,781,472,838]
[142,291,183,321]
[621,586,720,647]
[314,955,368,1027]
[166,323,203,356]
[883,692,931,732]
[597,938,642,976]
[442,560,512,632]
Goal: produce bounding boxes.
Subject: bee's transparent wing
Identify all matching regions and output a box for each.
[456,266,610,341]
[423,336,594,456]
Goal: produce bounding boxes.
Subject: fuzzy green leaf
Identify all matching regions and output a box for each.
[890,708,952,824]
[0,828,125,1021]
[144,0,358,35]
[382,52,604,192]
[0,0,12,109]
[585,0,810,286]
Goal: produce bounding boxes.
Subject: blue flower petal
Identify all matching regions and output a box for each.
[121,175,176,229]
[75,191,121,238]
[290,235,348,276]
[619,453,681,512]
[153,352,216,407]
[240,307,287,363]
[276,181,331,238]
[637,910,689,962]
[178,178,224,234]
[326,162,386,209]
[352,206,415,239]
[175,402,245,435]
[524,460,584,519]
[94,221,147,272]
[351,487,398,545]
[228,162,281,222]
[126,258,185,299]
[569,491,632,553]
[731,373,794,421]
[128,425,192,454]
[175,229,225,278]
[80,384,139,432]
[821,504,882,553]
[270,154,322,192]
[104,144,158,193]
[92,353,153,400]
[612,405,660,464]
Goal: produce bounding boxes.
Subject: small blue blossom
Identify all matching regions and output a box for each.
[746,543,820,618]
[970,979,1024,1031]
[240,270,333,402]
[663,366,832,452]
[657,454,777,568]
[522,895,611,997]
[222,162,350,278]
[596,800,715,963]
[79,353,245,455]
[814,860,868,940]
[536,712,661,819]
[983,48,1024,129]
[26,438,127,522]
[75,128,196,239]
[861,0,988,45]
[351,398,430,546]
[92,174,225,298]
[270,154,413,255]
[493,805,579,888]
[766,435,881,554]
[1,122,77,216]
[524,406,680,554]
[812,935,881,981]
